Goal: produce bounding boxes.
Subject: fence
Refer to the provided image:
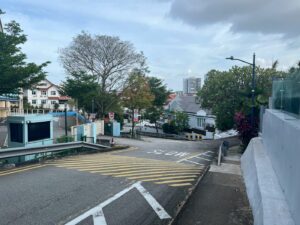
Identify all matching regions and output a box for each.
[136,130,188,140]
[272,77,300,117]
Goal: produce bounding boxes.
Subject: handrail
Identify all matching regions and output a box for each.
[0,141,109,159]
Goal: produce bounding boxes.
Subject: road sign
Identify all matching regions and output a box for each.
[133,109,139,122]
[109,112,114,121]
[90,113,96,119]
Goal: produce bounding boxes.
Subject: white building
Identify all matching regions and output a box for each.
[167,95,215,130]
[183,77,201,95]
[24,79,71,110]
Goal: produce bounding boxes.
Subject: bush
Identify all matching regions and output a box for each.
[234,112,258,152]
[56,135,74,143]
[162,121,178,134]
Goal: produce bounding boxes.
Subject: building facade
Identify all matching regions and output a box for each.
[183,77,201,95]
[0,95,19,120]
[23,79,71,110]
[167,95,215,130]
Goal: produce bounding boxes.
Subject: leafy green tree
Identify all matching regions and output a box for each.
[0,10,49,95]
[122,70,154,137]
[61,72,98,113]
[174,111,189,132]
[199,66,285,131]
[144,77,170,132]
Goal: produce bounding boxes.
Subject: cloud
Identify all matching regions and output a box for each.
[169,0,300,37]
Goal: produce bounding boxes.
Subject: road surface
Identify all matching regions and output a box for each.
[0,137,216,225]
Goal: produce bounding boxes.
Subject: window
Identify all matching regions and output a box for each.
[51,100,56,105]
[197,118,205,127]
[50,91,56,95]
[32,90,36,95]
[32,100,37,104]
[41,100,47,104]
[10,123,23,143]
[28,122,50,142]
[41,90,47,96]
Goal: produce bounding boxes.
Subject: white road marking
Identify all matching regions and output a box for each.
[64,181,171,225]
[194,156,211,161]
[93,209,107,225]
[183,160,203,165]
[174,152,190,157]
[177,151,215,163]
[134,182,171,219]
[177,153,203,163]
[147,150,190,158]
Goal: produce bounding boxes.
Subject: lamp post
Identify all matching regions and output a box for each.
[226,53,256,128]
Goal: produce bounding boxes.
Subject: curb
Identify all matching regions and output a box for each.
[168,165,210,225]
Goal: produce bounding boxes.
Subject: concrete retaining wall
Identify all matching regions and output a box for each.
[262,109,300,225]
[241,137,295,225]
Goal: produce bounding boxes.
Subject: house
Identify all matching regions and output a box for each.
[0,95,19,120]
[167,95,215,130]
[23,79,71,110]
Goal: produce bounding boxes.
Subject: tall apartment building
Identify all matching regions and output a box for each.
[183,77,201,95]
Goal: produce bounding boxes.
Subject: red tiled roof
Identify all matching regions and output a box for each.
[48,96,70,100]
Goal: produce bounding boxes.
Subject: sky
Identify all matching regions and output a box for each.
[1,0,300,91]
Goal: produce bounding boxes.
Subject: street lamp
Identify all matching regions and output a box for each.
[226,53,256,128]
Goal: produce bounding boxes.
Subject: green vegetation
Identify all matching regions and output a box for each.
[162,111,189,134]
[56,135,75,143]
[144,77,170,132]
[199,66,285,131]
[122,70,154,137]
[0,9,49,95]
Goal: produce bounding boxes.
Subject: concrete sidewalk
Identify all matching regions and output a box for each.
[174,147,253,225]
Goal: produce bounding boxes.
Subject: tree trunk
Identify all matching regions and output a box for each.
[155,121,158,133]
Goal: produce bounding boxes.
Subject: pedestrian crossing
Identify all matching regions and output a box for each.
[0,164,45,177]
[48,154,206,187]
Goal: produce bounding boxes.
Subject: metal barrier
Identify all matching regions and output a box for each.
[0,141,109,160]
[217,141,229,166]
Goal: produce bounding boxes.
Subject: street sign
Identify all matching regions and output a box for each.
[109,112,114,121]
[90,113,96,119]
[133,109,139,122]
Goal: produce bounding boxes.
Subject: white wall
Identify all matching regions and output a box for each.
[262,109,300,225]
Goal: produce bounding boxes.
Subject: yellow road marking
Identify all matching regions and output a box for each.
[99,169,201,177]
[53,162,198,168]
[55,164,198,171]
[127,172,201,179]
[155,179,195,184]
[85,167,201,174]
[0,164,44,175]
[140,175,197,182]
[169,183,192,187]
[0,165,45,177]
[54,158,194,166]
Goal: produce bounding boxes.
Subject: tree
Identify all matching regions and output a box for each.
[59,32,147,117]
[61,71,98,112]
[144,77,170,132]
[0,10,49,95]
[122,70,154,137]
[199,66,285,131]
[174,111,189,132]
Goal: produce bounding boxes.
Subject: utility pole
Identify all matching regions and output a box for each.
[226,53,256,128]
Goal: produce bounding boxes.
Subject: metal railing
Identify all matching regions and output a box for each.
[0,141,109,160]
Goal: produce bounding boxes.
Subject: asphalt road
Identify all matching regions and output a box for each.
[0,137,216,225]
